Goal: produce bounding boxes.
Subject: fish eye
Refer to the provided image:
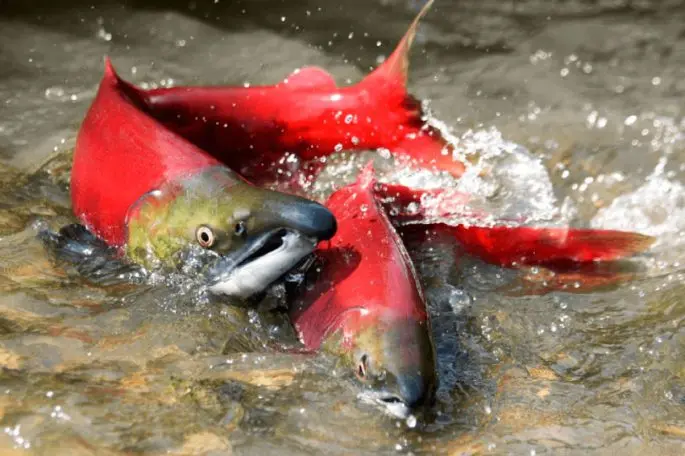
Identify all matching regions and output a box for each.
[356,354,368,380]
[234,221,247,237]
[196,225,215,248]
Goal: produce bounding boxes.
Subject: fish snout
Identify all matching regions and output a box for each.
[265,196,337,241]
[357,319,437,418]
[359,367,434,419]
[394,371,431,409]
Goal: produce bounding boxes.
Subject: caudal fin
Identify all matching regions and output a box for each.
[438,225,655,267]
[356,0,466,178]
[361,0,434,89]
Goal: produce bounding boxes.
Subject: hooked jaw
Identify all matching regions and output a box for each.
[354,318,437,419]
[265,197,337,242]
[125,166,337,299]
[206,189,337,299]
[206,227,317,299]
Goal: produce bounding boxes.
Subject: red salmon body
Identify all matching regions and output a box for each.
[291,165,429,349]
[289,164,437,411]
[140,0,464,184]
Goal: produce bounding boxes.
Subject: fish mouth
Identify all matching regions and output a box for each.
[357,390,413,419]
[206,228,317,299]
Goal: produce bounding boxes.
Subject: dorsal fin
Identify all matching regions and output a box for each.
[360,0,434,89]
[278,66,337,90]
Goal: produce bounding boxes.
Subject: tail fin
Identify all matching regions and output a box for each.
[355,1,467,178]
[441,225,655,267]
[360,0,434,90]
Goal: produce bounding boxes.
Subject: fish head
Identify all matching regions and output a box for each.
[125,165,336,299]
[324,309,437,419]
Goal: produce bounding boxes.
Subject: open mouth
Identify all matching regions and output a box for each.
[357,390,412,420]
[206,228,317,299]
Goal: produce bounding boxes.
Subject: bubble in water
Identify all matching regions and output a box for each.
[96,27,112,41]
[4,425,30,449]
[44,86,65,101]
[50,405,71,421]
[448,287,471,313]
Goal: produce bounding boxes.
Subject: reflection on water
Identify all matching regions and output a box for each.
[1,0,685,454]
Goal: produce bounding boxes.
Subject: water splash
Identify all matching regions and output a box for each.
[591,171,685,250]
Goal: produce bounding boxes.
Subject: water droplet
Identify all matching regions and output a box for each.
[44,86,65,101]
[96,27,112,41]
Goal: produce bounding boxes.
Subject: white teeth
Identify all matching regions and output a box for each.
[208,232,316,299]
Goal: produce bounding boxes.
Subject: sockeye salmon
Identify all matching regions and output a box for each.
[290,164,436,419]
[71,61,337,300]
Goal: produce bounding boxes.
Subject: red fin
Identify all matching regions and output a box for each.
[361,0,434,89]
[278,66,337,90]
[437,225,655,267]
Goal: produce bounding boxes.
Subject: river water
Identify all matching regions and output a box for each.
[1,0,684,454]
